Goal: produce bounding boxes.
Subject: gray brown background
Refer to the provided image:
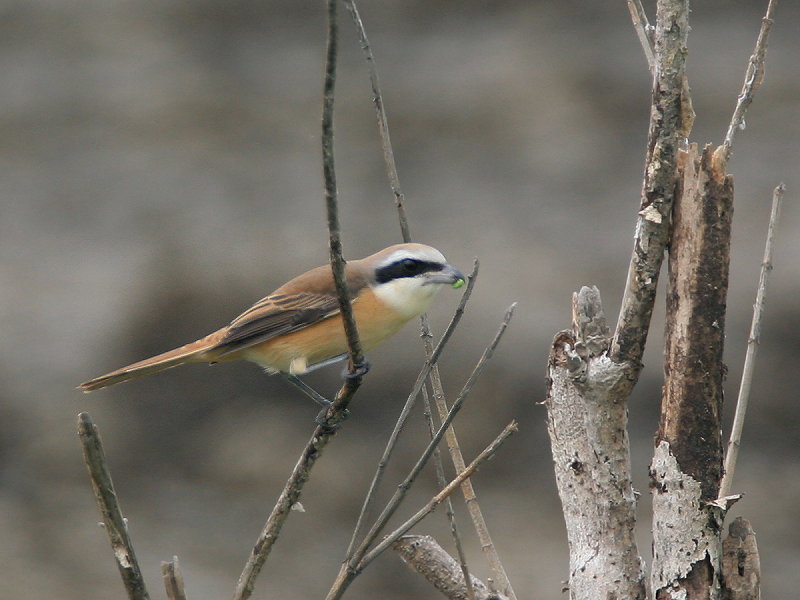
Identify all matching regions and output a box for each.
[2,1,798,598]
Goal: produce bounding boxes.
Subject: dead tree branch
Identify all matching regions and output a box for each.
[78,412,150,600]
[721,518,761,600]
[162,556,188,600]
[393,535,510,600]
[421,386,477,600]
[715,0,778,170]
[611,0,693,368]
[546,288,646,600]
[720,183,785,497]
[327,306,516,600]
[344,261,478,562]
[651,142,734,599]
[360,421,517,570]
[345,3,516,596]
[626,0,656,71]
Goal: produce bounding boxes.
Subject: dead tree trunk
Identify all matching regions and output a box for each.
[650,143,733,599]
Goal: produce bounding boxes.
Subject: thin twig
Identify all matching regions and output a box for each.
[162,556,188,600]
[343,261,479,560]
[232,3,363,597]
[327,304,516,600]
[358,421,518,570]
[428,366,516,600]
[720,183,785,497]
[345,7,514,595]
[421,385,477,600]
[77,412,150,600]
[345,5,514,597]
[626,0,656,71]
[344,0,411,243]
[716,0,777,168]
[322,0,365,382]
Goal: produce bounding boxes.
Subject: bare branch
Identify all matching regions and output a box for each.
[345,6,515,597]
[393,535,510,600]
[421,385,476,600]
[652,141,734,598]
[626,0,655,71]
[343,261,479,561]
[161,556,188,600]
[77,412,150,600]
[428,344,517,600]
[327,305,516,600]
[344,0,411,243]
[611,0,693,367]
[359,421,518,570]
[546,289,646,600]
[322,0,365,384]
[720,183,785,497]
[715,0,778,169]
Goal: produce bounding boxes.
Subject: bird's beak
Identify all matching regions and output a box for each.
[423,264,466,288]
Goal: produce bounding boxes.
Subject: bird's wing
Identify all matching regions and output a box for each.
[214,291,357,357]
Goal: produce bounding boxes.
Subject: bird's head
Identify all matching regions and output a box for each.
[365,243,465,318]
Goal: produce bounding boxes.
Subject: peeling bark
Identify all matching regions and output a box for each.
[651,142,734,600]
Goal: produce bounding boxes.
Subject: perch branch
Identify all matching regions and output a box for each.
[161,556,188,600]
[720,183,785,497]
[232,3,365,597]
[715,0,777,169]
[393,535,510,600]
[77,412,150,600]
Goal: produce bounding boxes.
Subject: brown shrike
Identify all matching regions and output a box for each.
[79,243,464,403]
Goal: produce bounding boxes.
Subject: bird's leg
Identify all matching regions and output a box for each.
[284,374,331,408]
[284,374,350,431]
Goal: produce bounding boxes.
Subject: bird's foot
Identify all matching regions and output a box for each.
[342,360,370,380]
[315,407,350,432]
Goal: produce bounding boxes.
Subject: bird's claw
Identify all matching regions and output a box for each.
[343,360,370,380]
[315,407,350,432]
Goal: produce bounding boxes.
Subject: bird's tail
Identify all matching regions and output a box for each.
[78,333,224,392]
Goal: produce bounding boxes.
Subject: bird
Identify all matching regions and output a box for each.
[78,243,465,405]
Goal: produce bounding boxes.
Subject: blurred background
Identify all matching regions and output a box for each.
[1,0,798,598]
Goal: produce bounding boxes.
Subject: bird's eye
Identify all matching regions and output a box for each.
[402,258,419,272]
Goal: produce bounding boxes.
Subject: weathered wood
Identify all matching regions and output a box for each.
[393,535,509,600]
[721,518,761,600]
[651,142,734,600]
[78,413,151,600]
[545,287,646,600]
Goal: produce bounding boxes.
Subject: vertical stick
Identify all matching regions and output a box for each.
[720,183,785,497]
